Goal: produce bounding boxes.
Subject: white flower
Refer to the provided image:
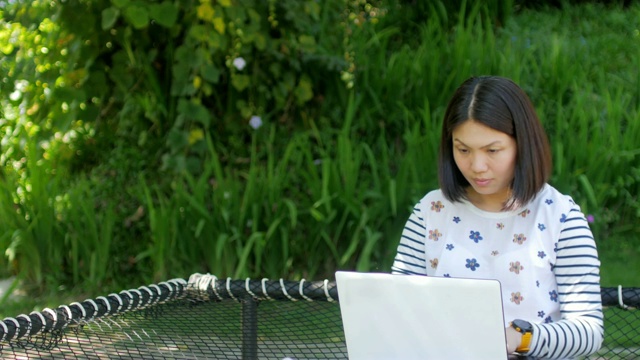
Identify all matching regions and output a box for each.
[233,57,246,71]
[249,115,262,130]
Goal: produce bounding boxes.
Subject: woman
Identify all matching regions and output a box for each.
[391,76,603,359]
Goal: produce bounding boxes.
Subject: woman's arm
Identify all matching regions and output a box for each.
[391,205,428,275]
[525,206,604,358]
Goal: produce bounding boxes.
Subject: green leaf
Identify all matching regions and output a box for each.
[304,1,321,20]
[167,128,189,151]
[231,74,250,91]
[112,0,130,8]
[177,99,211,127]
[0,42,14,55]
[235,100,252,118]
[298,34,317,52]
[101,7,120,30]
[148,2,178,28]
[294,76,314,104]
[202,64,221,83]
[254,33,266,50]
[124,4,149,29]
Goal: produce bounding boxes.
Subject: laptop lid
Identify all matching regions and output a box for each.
[335,271,508,360]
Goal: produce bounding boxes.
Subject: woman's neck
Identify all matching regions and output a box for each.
[465,187,511,212]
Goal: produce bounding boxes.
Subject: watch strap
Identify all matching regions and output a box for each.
[516,331,532,353]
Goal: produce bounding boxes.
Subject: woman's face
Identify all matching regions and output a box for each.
[452,120,517,211]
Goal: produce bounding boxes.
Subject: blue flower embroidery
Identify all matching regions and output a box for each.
[544,316,553,324]
[560,214,567,223]
[549,290,558,302]
[536,280,540,287]
[545,199,553,205]
[538,223,546,231]
[443,274,451,277]
[469,231,483,243]
[453,216,461,223]
[538,251,546,259]
[538,311,545,318]
[446,244,454,251]
[465,258,480,271]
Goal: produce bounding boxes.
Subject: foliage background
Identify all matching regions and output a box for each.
[1,0,639,307]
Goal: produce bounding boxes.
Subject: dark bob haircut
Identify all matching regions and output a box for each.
[438,76,552,209]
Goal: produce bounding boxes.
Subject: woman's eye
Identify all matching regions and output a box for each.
[488,149,500,153]
[457,148,468,154]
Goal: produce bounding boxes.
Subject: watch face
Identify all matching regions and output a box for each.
[513,319,533,333]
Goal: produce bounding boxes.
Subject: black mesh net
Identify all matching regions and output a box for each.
[0,274,638,359]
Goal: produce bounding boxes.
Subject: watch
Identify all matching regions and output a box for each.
[511,319,533,353]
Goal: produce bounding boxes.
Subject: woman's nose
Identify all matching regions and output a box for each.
[470,154,488,173]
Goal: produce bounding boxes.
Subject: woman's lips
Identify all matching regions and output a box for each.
[474,178,491,186]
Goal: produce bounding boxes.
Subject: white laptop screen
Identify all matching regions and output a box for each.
[336,271,508,360]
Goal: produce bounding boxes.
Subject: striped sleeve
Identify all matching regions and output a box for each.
[391,205,428,275]
[526,207,604,359]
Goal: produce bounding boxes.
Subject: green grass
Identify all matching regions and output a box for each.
[599,236,640,287]
[1,1,640,304]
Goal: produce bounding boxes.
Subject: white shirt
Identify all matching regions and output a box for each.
[392,184,604,359]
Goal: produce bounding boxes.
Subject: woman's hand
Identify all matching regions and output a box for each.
[506,325,523,354]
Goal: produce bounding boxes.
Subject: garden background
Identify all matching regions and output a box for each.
[1,0,639,316]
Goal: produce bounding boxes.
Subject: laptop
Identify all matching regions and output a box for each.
[335,271,509,360]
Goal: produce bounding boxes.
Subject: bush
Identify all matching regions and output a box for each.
[1,0,638,293]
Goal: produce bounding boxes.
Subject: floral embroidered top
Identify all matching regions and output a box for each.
[391,184,604,359]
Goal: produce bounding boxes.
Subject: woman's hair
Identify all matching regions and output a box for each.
[438,75,552,209]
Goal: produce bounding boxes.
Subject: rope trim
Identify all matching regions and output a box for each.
[184,276,339,302]
[0,320,7,342]
[158,281,173,297]
[210,276,222,301]
[194,273,211,292]
[324,279,336,302]
[618,285,629,310]
[149,285,161,305]
[96,296,111,314]
[191,273,224,301]
[2,318,18,341]
[138,286,154,308]
[86,299,100,322]
[42,308,57,331]
[226,278,238,302]
[59,306,72,328]
[299,279,314,301]
[1,275,638,346]
[107,293,123,313]
[0,278,187,343]
[261,278,273,300]
[70,302,85,319]
[30,311,46,331]
[17,314,31,336]
[280,278,296,301]
[119,290,133,312]
[246,278,258,299]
